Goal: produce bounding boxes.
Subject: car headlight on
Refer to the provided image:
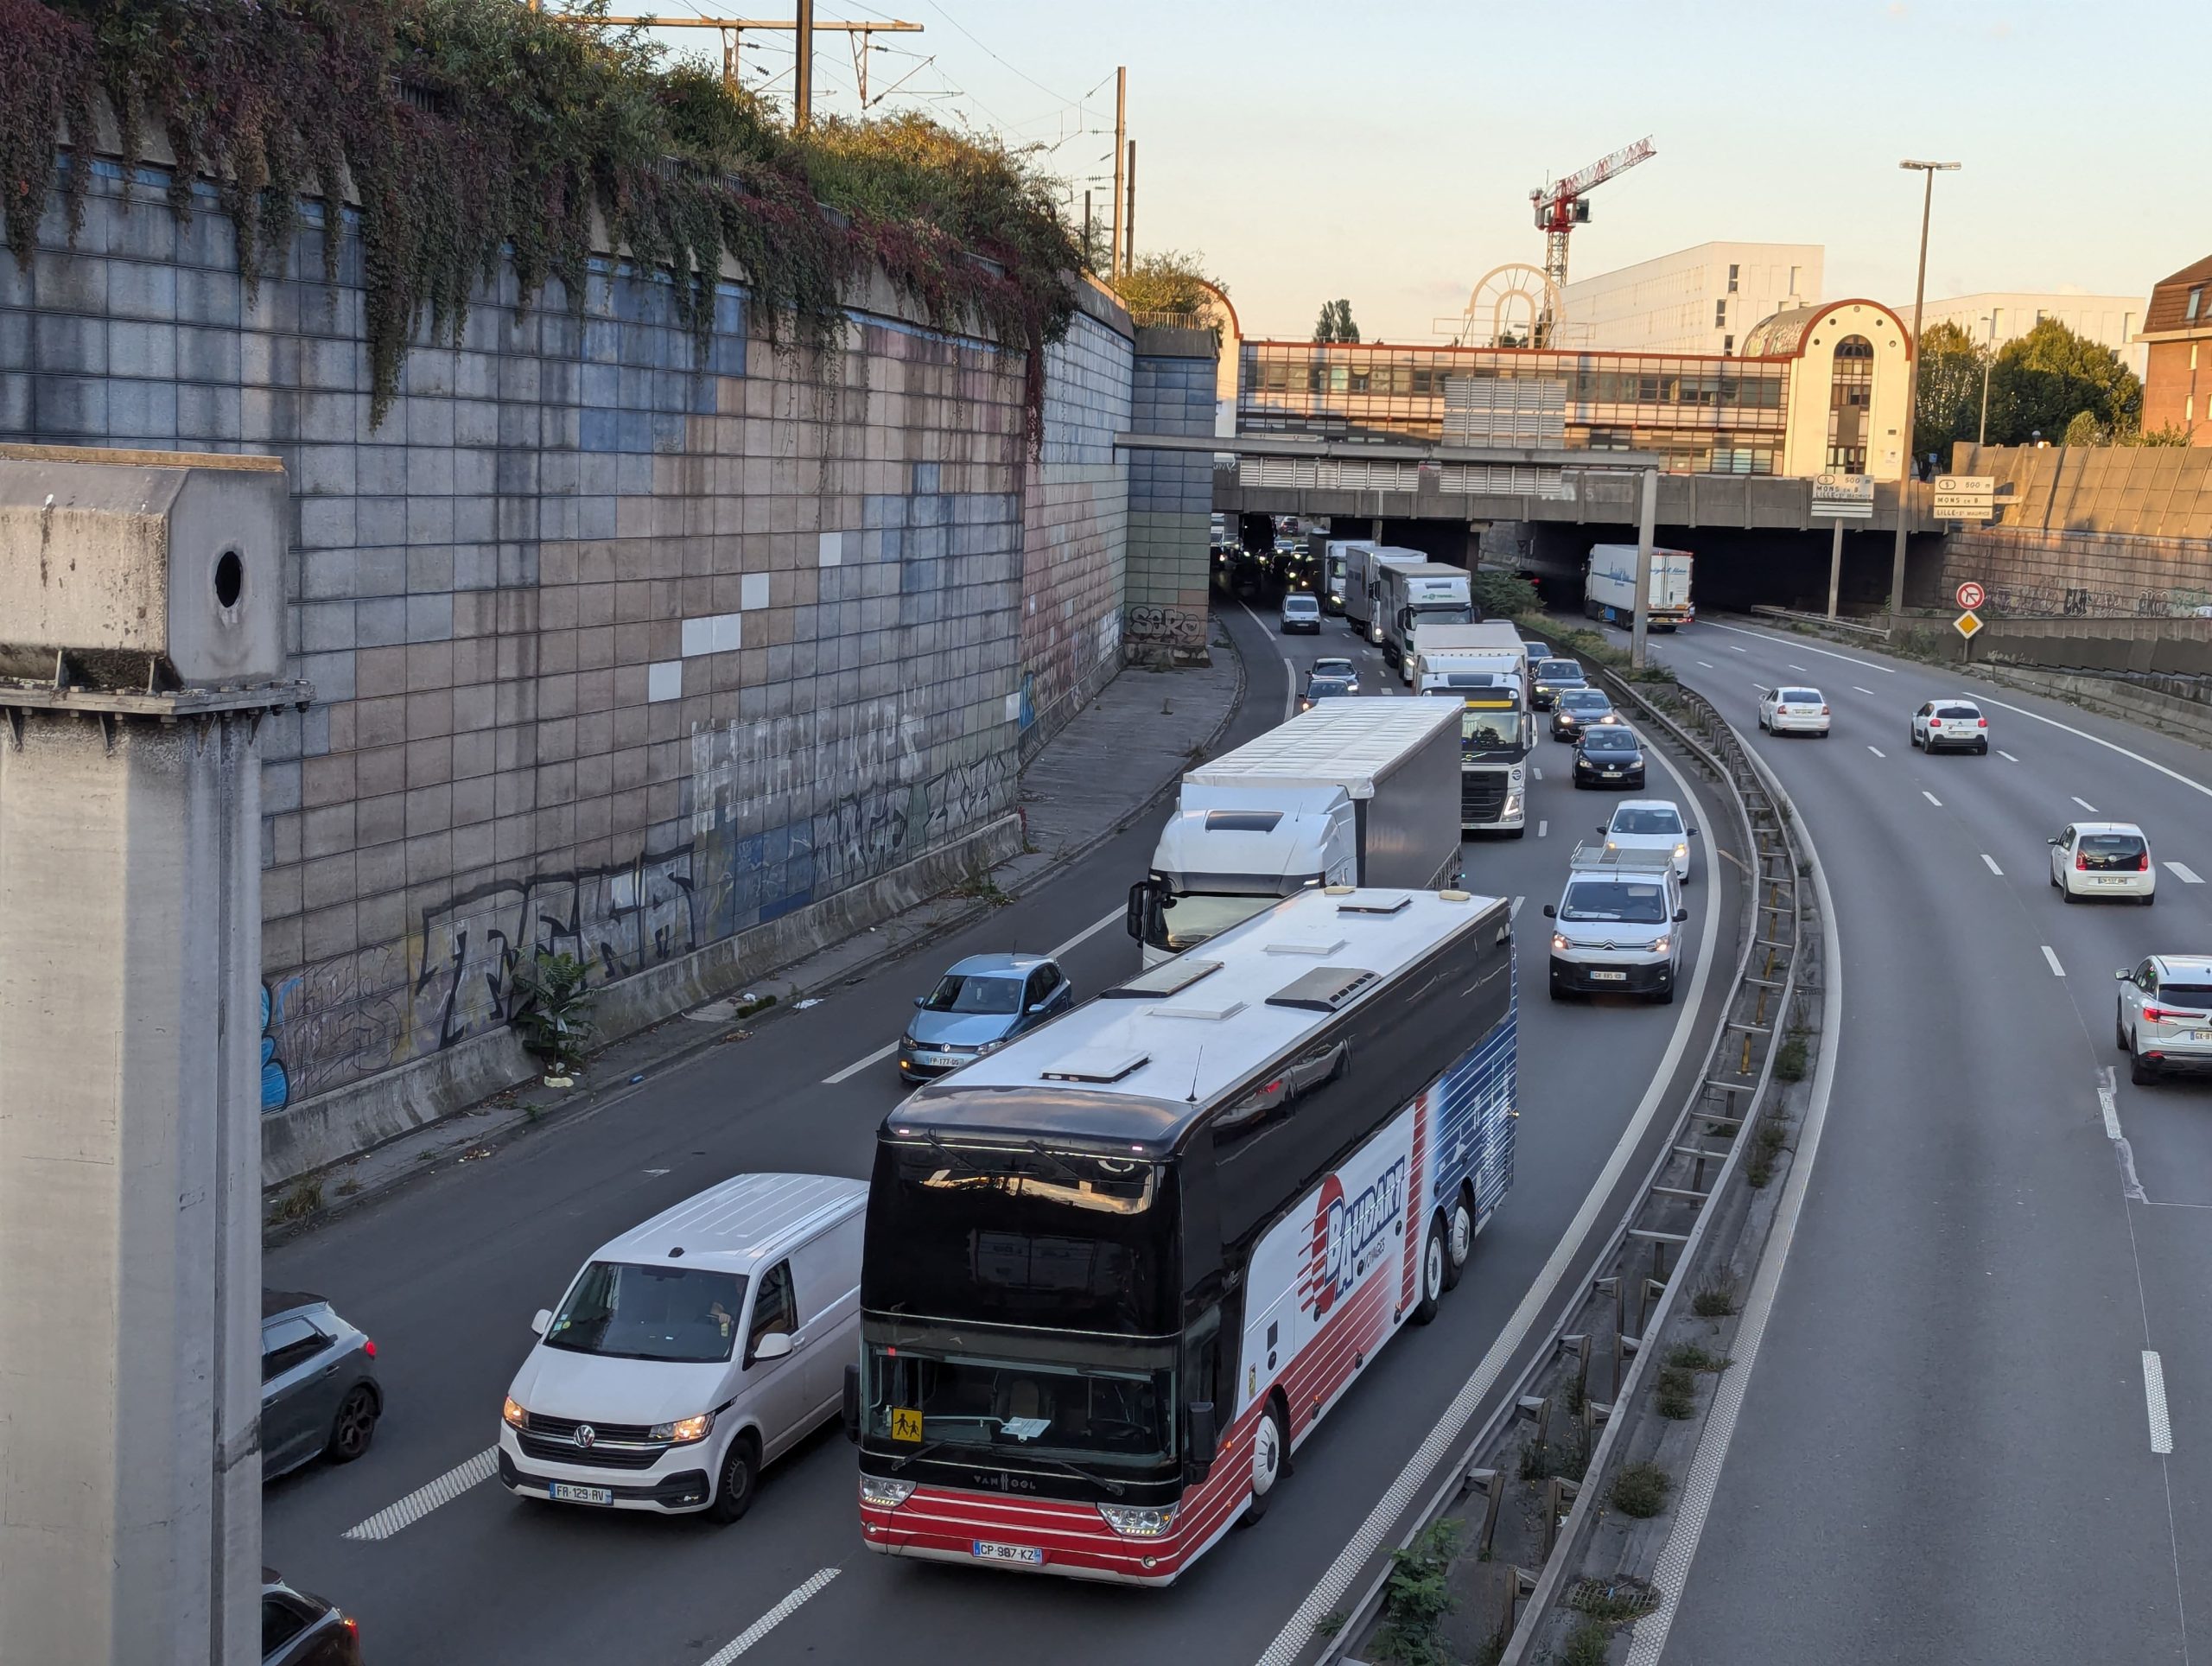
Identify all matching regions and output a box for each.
[1674,843,1688,861]
[651,1412,714,1444]
[861,1474,918,1510]
[1551,932,1571,952]
[1097,1502,1179,1539]
[502,1396,530,1431]
[1651,936,1671,954]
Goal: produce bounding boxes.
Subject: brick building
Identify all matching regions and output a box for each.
[2137,255,2212,445]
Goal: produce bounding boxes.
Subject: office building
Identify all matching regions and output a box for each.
[1910,292,2147,376]
[1557,242,1822,356]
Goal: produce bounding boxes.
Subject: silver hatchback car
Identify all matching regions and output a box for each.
[2117,956,2212,1084]
[897,952,1076,1082]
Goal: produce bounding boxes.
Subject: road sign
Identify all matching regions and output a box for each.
[1954,609,1984,641]
[1933,474,1996,521]
[1955,581,1986,610]
[1810,471,1875,519]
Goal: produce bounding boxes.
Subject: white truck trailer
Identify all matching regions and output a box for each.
[1411,622,1530,836]
[1585,543,1694,630]
[1343,544,1429,645]
[1379,562,1476,677]
[1128,699,1465,967]
[1313,536,1379,614]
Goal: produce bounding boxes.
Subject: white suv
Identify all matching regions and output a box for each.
[1599,798,1698,882]
[2116,957,2212,1084]
[1544,845,1689,1003]
[2050,822,2155,905]
[1911,697,1989,754]
[1758,685,1830,736]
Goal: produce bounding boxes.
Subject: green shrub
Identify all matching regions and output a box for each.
[510,950,595,1075]
[1371,1518,1460,1666]
[1610,1462,1671,1519]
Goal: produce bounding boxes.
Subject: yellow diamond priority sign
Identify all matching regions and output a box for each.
[1955,608,1984,641]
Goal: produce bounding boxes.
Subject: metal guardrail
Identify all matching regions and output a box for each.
[1320,667,1809,1664]
[1747,603,1890,639]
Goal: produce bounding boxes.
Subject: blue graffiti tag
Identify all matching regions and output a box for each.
[260,984,290,1113]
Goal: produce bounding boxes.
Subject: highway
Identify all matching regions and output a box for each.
[258,595,1743,1665]
[1619,616,2212,1666]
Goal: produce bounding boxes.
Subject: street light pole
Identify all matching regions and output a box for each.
[1888,159,1959,635]
[1977,310,1996,448]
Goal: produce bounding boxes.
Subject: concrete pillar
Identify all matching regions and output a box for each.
[0,447,307,1666]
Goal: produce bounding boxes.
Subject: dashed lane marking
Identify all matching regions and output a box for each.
[1537,820,1548,838]
[1532,766,1543,780]
[1047,905,1128,961]
[1697,659,1715,669]
[699,1568,842,1665]
[343,1448,497,1541]
[1700,620,1897,672]
[1729,645,1747,652]
[2043,944,2066,977]
[2073,795,2098,814]
[1853,685,1878,696]
[2166,862,2202,885]
[1867,746,1885,758]
[2145,1352,2175,1456]
[1982,854,2004,875]
[823,1043,898,1084]
[1787,663,1809,672]
[1923,790,1943,807]
[1974,693,2212,803]
[1999,749,2019,762]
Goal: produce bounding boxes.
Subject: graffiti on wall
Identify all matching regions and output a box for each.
[1125,606,1207,649]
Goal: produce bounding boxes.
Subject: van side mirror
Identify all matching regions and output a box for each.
[1675,908,1690,923]
[1186,1401,1219,1470]
[1688,827,1699,837]
[531,1308,551,1338]
[750,1332,792,1364]
[1541,904,1557,919]
[1597,826,1608,836]
[842,1363,862,1443]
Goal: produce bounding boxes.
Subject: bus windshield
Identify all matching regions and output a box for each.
[862,1344,1173,1469]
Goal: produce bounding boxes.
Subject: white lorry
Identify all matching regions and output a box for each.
[1412,622,1531,836]
[1585,543,1694,630]
[1379,562,1476,677]
[1127,699,1465,967]
[1343,544,1429,645]
[1315,536,1379,615]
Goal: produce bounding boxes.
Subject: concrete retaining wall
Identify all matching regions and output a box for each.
[1126,325,1220,665]
[1967,663,2212,751]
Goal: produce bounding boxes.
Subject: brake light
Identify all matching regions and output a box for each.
[1978,717,1987,728]
[1929,718,1942,728]
[343,1618,359,1637]
[2139,852,2152,871]
[1820,705,1829,715]
[2075,853,2089,870]
[2145,1007,2168,1023]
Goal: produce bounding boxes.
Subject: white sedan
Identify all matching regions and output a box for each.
[1758,685,1830,736]
[2050,822,2155,905]
[1599,798,1698,882]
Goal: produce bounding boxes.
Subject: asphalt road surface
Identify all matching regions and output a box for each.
[261,595,1741,1666]
[1624,616,2212,1666]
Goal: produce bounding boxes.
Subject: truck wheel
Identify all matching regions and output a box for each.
[1412,1217,1447,1325]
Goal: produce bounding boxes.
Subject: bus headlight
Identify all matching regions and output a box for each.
[861,1475,918,1510]
[1097,1502,1179,1539]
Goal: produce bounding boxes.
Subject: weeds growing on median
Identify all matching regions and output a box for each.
[1560,1618,1615,1666]
[1746,1112,1791,1188]
[1610,1462,1672,1519]
[1773,1030,1809,1083]
[270,1178,322,1224]
[1520,1421,1592,1485]
[1665,1343,1732,1373]
[1370,1519,1460,1666]
[1691,1279,1739,1318]
[1655,1366,1697,1420]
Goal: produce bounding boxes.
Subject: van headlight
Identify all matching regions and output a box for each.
[1674,843,1688,861]
[652,1412,714,1444]
[1551,932,1571,952]
[1097,1502,1179,1539]
[1650,936,1671,955]
[502,1396,531,1431]
[861,1475,918,1510]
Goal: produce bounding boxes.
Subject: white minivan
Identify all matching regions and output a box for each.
[498,1173,866,1522]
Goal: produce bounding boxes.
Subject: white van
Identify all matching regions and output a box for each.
[1543,843,1689,1003]
[498,1173,866,1522]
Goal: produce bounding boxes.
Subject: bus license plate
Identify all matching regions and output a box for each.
[1589,970,1627,982]
[972,1541,1045,1566]
[550,1483,613,1506]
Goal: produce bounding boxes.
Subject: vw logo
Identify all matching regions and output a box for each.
[573,1424,596,1449]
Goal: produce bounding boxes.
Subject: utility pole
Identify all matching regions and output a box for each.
[1977,310,1997,447]
[1083,189,1094,272]
[1888,159,1959,635]
[1110,66,1127,281]
[1630,466,1658,670]
[1123,140,1137,277]
[794,0,815,130]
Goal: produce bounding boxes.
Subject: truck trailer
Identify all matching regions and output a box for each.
[1379,562,1476,677]
[1343,545,1429,645]
[1585,544,1694,630]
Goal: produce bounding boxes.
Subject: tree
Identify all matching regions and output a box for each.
[1111,250,1229,327]
[1914,320,1987,464]
[1986,318,2141,446]
[1312,298,1360,344]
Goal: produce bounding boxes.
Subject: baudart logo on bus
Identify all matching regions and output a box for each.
[1303,1157,1408,1318]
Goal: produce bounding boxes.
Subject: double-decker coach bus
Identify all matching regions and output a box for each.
[846,886,1516,1584]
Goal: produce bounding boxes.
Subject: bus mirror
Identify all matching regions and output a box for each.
[1186,1401,1219,1468]
[1125,881,1150,941]
[842,1364,862,1443]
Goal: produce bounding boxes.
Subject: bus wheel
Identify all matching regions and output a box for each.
[1240,1401,1288,1526]
[1413,1217,1447,1324]
[1441,1189,1475,1292]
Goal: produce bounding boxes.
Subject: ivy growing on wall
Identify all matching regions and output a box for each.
[0,0,1080,446]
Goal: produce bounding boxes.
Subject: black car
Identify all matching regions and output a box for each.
[1529,657,1587,710]
[262,1289,382,1481]
[263,1568,365,1664]
[1573,725,1646,789]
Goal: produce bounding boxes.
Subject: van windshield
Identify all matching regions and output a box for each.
[545,1262,749,1364]
[1561,881,1669,925]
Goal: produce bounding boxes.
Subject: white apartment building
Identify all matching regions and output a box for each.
[1906,292,2147,376]
[1558,242,1823,356]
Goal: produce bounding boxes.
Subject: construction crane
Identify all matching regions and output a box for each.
[1530,136,1656,296]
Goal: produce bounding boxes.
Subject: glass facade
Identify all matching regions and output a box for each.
[1239,341,1792,474]
[1825,335,1873,472]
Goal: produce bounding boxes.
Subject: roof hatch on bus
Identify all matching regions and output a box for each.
[1262,937,1348,958]
[1099,959,1224,1000]
[1336,893,1413,916]
[1039,1046,1152,1084]
[1265,967,1380,1013]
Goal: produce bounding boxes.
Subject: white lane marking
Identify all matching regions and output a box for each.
[2098,1066,2146,1204]
[1629,779,1846,1663]
[1853,685,1877,696]
[1256,741,1722,1666]
[1867,746,1885,758]
[1923,790,1943,807]
[2100,1068,2125,1141]
[1047,905,1126,961]
[823,1042,899,1084]
[2072,795,2098,814]
[1700,619,1896,672]
[1532,766,1543,780]
[1981,854,2004,875]
[1974,693,2212,803]
[2043,944,2066,977]
[2167,862,2203,885]
[1999,749,2019,762]
[700,1568,842,1665]
[1537,819,1548,838]
[1697,659,1715,668]
[1729,645,1747,653]
[1233,597,1299,722]
[1788,664,1809,672]
[1510,894,1525,919]
[343,1448,497,1541]
[2145,1352,2175,1455]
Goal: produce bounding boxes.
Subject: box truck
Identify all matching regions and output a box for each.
[1585,544,1694,630]
[1379,562,1476,678]
[1344,545,1430,644]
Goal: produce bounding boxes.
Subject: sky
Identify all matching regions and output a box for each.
[633,0,2206,342]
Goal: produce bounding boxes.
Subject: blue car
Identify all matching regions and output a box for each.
[897,953,1076,1083]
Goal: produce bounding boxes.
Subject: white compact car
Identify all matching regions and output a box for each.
[2116,956,2212,1084]
[1758,685,1830,737]
[499,1173,865,1522]
[2051,822,2155,904]
[1911,697,1989,754]
[1599,798,1698,882]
